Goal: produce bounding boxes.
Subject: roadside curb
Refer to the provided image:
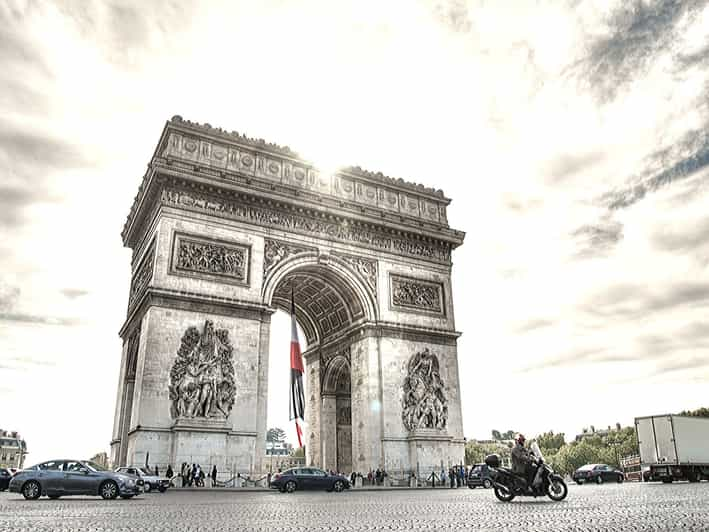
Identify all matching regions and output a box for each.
[171,485,475,493]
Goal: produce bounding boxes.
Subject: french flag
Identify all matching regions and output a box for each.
[289,288,305,447]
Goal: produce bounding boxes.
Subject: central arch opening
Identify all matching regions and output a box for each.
[264,253,376,473]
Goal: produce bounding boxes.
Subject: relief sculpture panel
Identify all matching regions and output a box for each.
[168,320,236,419]
[390,274,444,315]
[170,232,250,285]
[402,348,448,431]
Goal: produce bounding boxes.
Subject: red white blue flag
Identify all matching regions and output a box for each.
[289,289,305,447]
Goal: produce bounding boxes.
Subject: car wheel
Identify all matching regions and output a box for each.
[574,480,583,485]
[22,481,41,500]
[100,480,119,500]
[596,475,603,485]
[483,479,492,489]
[48,494,61,500]
[332,480,345,492]
[285,480,297,493]
[468,484,476,489]
[158,485,167,493]
[143,482,152,493]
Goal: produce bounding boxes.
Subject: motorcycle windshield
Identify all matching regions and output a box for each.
[530,441,544,460]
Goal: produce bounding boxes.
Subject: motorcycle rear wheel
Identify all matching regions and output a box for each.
[493,485,515,502]
[546,478,568,502]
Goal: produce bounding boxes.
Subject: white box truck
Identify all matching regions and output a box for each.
[635,415,709,483]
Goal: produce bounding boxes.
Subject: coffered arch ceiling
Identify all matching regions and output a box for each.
[271,265,366,347]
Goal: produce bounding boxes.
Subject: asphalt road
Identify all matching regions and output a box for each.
[1,482,708,531]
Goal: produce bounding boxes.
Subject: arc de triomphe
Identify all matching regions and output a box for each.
[111,116,466,475]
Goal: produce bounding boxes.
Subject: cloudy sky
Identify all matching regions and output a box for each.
[1,0,708,465]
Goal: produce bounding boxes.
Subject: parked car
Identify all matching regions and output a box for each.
[573,464,624,484]
[0,468,11,491]
[467,464,493,489]
[9,459,141,500]
[269,467,350,493]
[115,467,169,492]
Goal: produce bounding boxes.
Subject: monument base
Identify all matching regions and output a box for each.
[407,429,462,478]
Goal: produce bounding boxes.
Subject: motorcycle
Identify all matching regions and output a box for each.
[485,442,568,502]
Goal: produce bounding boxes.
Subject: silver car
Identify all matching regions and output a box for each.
[115,467,170,492]
[9,459,140,500]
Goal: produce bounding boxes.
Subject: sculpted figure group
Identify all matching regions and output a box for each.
[169,320,236,419]
[402,348,448,431]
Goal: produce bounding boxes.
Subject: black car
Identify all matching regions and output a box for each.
[467,464,493,489]
[0,468,11,491]
[269,467,350,493]
[573,464,624,484]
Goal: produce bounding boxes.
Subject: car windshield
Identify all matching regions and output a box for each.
[140,467,154,476]
[84,461,110,472]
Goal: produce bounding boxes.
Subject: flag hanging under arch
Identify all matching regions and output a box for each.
[289,289,305,447]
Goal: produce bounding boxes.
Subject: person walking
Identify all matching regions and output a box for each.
[166,464,174,486]
[154,465,159,476]
[211,465,217,487]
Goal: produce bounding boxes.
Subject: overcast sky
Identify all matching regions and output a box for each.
[1,0,708,465]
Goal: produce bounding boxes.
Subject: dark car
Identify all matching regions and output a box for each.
[8,459,141,500]
[467,464,493,489]
[573,464,624,484]
[0,468,11,491]
[270,467,350,493]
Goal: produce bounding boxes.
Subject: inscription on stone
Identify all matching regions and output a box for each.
[390,275,444,314]
[171,232,250,285]
[402,348,448,431]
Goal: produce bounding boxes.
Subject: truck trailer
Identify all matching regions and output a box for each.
[635,415,709,483]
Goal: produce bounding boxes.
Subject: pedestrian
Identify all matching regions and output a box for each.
[166,464,174,486]
[350,472,356,485]
[191,464,197,487]
[211,465,217,487]
[449,467,455,488]
[154,465,159,476]
[199,466,205,487]
[181,463,187,487]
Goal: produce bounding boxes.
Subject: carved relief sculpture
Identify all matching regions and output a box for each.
[168,320,236,419]
[391,275,444,314]
[128,239,155,310]
[263,238,315,276]
[334,253,377,294]
[402,348,448,431]
[171,233,250,285]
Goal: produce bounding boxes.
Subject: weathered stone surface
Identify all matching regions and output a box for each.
[113,118,465,476]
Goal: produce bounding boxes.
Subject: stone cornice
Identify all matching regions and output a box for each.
[122,117,466,248]
[168,115,448,199]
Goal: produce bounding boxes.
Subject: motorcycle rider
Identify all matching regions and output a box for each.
[511,433,536,492]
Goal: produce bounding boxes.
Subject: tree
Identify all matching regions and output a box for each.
[679,407,709,418]
[266,427,287,443]
[501,430,516,440]
[534,431,565,452]
[491,429,502,440]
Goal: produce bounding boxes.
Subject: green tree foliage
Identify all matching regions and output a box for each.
[679,407,709,418]
[465,440,511,466]
[534,431,565,453]
[491,430,502,440]
[266,427,287,443]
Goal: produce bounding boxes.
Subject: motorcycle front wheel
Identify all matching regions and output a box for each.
[546,478,568,502]
[493,485,515,502]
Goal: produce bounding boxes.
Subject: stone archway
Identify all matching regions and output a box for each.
[111,116,466,477]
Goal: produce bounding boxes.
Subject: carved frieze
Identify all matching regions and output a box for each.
[128,238,155,310]
[170,232,250,285]
[390,274,444,315]
[334,253,377,295]
[161,188,452,263]
[402,348,448,431]
[263,238,315,277]
[168,320,236,419]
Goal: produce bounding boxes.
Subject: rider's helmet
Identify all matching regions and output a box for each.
[515,433,526,445]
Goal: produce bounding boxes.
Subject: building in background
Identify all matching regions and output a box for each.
[0,430,27,468]
[89,452,110,469]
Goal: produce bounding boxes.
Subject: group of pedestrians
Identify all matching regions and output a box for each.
[439,465,467,488]
[179,463,218,487]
